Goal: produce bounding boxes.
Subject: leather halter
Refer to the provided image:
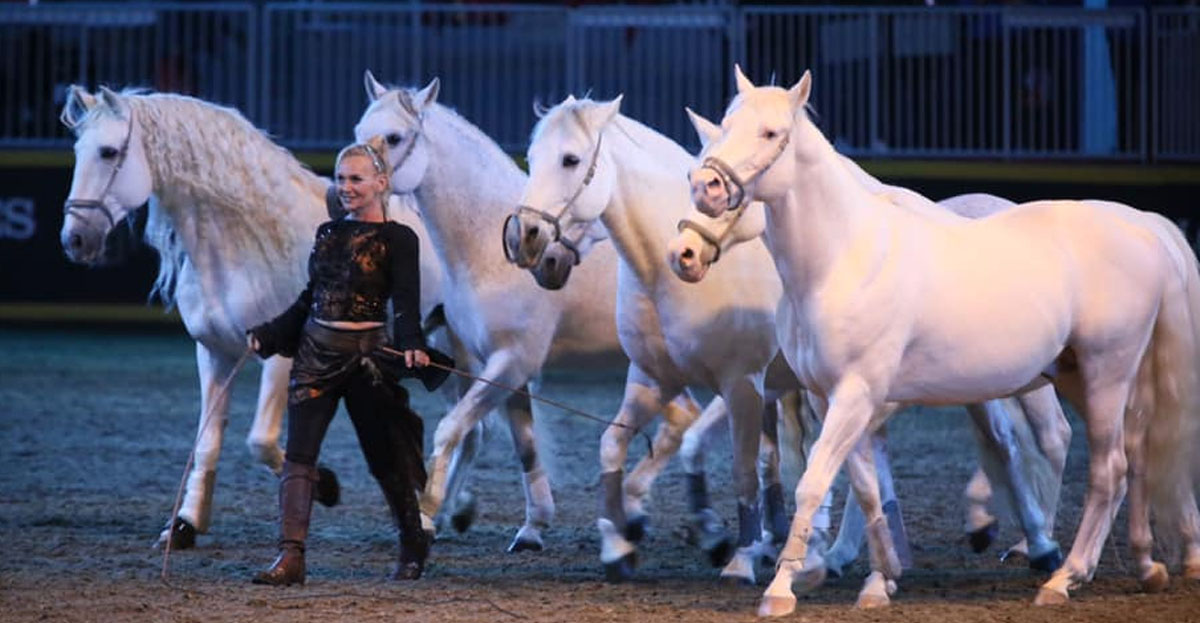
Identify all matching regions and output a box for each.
[63,108,135,230]
[677,128,790,265]
[503,110,604,263]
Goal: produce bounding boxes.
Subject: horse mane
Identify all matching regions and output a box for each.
[531,97,691,166]
[91,92,327,306]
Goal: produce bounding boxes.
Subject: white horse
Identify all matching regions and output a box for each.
[671,151,1074,573]
[354,73,636,552]
[57,87,450,548]
[502,95,806,584]
[688,67,1200,615]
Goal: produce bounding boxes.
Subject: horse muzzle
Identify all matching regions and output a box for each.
[530,241,577,291]
[503,207,557,269]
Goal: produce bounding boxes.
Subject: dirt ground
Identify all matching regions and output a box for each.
[2,326,1198,623]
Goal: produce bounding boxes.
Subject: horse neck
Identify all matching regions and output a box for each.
[414,106,525,278]
[599,119,693,288]
[133,97,325,304]
[767,118,888,292]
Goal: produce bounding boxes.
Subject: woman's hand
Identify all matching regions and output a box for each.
[403,349,430,368]
[247,332,262,354]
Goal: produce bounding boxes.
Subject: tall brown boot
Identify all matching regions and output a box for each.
[253,461,317,586]
[378,474,431,580]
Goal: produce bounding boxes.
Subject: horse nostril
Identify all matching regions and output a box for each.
[526,225,540,240]
[706,178,722,189]
[681,248,695,260]
[69,233,82,250]
[546,257,557,269]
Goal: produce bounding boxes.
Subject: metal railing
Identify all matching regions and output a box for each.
[2,3,1197,161]
[0,3,256,147]
[741,7,1147,160]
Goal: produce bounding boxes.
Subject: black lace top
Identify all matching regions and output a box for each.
[251,219,424,357]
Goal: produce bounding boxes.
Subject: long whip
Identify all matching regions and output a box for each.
[160,346,253,585]
[378,345,654,453]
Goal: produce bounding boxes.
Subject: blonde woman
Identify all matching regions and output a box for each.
[248,136,447,585]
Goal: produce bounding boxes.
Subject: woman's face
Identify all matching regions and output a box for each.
[336,154,387,217]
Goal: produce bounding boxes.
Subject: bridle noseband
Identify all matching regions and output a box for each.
[63,108,135,231]
[503,110,605,264]
[677,127,790,265]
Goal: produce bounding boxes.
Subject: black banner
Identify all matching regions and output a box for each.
[0,165,158,303]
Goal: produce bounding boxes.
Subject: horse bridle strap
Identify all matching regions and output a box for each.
[697,129,791,213]
[507,127,605,247]
[676,217,727,264]
[63,108,136,229]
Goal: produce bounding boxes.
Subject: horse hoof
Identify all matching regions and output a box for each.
[507,532,544,553]
[1033,586,1069,606]
[603,552,637,583]
[1185,562,1200,581]
[967,521,998,554]
[624,515,649,543]
[856,592,891,609]
[158,517,196,550]
[315,465,340,508]
[450,500,477,534]
[1141,562,1169,593]
[1029,547,1064,573]
[720,573,755,587]
[756,594,797,618]
[794,565,827,595]
[705,536,735,568]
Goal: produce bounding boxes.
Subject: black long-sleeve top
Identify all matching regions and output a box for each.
[252,219,424,358]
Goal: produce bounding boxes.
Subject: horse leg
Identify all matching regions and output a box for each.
[245,355,288,474]
[966,400,1061,572]
[845,435,902,609]
[760,375,877,617]
[962,467,999,553]
[718,376,765,585]
[1036,377,1131,606]
[440,420,483,534]
[598,365,675,582]
[870,429,912,570]
[422,350,526,542]
[679,396,733,564]
[503,389,555,553]
[440,356,482,534]
[624,393,701,542]
[988,385,1070,562]
[758,392,786,556]
[1178,484,1200,580]
[157,342,235,549]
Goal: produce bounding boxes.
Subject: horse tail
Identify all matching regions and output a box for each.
[1141,215,1200,548]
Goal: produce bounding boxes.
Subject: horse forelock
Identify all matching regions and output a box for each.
[124,94,323,306]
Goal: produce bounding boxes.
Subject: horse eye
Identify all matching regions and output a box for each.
[762,130,778,140]
[562,154,580,168]
[99,146,119,159]
[386,133,403,147]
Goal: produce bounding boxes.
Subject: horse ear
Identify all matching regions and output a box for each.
[414,77,440,110]
[364,70,388,102]
[532,99,550,119]
[98,86,128,118]
[788,70,812,111]
[734,64,755,95]
[60,85,96,129]
[686,107,721,149]
[594,94,623,128]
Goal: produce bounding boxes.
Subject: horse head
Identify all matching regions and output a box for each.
[60,86,152,265]
[355,70,439,194]
[502,95,621,276]
[688,65,810,218]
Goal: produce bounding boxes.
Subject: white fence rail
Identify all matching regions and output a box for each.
[2,3,1196,161]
